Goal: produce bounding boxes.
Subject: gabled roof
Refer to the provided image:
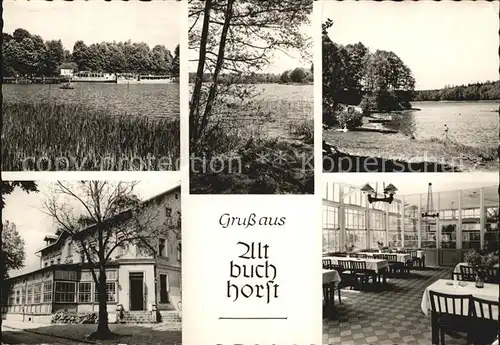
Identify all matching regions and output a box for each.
[35,185,180,254]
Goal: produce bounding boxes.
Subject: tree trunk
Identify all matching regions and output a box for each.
[197,0,235,141]
[190,0,214,152]
[0,226,4,344]
[91,266,112,339]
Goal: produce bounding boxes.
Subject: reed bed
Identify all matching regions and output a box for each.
[2,101,179,171]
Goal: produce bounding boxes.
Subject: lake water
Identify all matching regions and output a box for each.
[211,83,314,138]
[3,83,179,120]
[392,100,499,148]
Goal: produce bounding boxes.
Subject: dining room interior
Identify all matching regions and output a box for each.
[322,173,499,345]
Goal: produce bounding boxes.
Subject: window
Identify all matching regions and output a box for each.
[57,258,61,265]
[94,283,116,303]
[177,243,181,262]
[26,286,32,304]
[44,261,48,267]
[323,205,340,253]
[50,260,54,266]
[15,290,20,305]
[78,282,92,303]
[165,207,172,217]
[33,283,42,304]
[175,193,179,199]
[159,239,167,257]
[160,274,169,303]
[67,241,73,257]
[55,270,77,281]
[54,282,76,303]
[42,282,52,303]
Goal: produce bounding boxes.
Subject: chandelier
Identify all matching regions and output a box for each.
[360,182,398,204]
[422,183,439,218]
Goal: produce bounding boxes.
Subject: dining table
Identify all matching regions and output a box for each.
[421,278,499,344]
[322,269,342,319]
[358,251,411,263]
[323,256,389,287]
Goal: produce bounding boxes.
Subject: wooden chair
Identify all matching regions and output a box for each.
[323,259,332,269]
[357,253,368,259]
[386,254,405,275]
[410,250,424,268]
[350,260,376,291]
[483,267,499,284]
[470,296,499,344]
[429,291,474,345]
[459,265,476,282]
[333,263,354,294]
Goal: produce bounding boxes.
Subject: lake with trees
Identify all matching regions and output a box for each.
[322,18,499,172]
[2,27,180,171]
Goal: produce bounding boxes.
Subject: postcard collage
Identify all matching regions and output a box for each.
[1,0,499,344]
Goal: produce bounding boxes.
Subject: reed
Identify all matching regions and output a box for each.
[2,101,180,171]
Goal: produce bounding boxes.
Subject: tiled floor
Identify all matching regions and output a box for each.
[323,266,472,345]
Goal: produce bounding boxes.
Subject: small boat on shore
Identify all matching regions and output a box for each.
[59,82,74,89]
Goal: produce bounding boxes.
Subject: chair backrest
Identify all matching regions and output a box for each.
[409,250,417,258]
[459,265,476,282]
[357,253,368,258]
[429,290,472,316]
[323,259,332,269]
[483,267,499,284]
[350,260,367,271]
[373,254,384,259]
[338,260,351,270]
[471,296,499,321]
[386,254,397,263]
[331,264,343,272]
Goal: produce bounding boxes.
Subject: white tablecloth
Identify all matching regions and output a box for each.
[421,279,499,319]
[323,269,341,285]
[358,252,411,263]
[323,256,388,274]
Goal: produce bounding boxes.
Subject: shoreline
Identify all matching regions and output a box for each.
[322,129,498,172]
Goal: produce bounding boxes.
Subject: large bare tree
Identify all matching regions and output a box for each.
[189,0,313,153]
[42,181,170,340]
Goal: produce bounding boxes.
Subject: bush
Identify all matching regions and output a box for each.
[337,106,363,129]
[359,94,376,115]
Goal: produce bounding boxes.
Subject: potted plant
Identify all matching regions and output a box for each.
[376,241,384,252]
[464,249,498,288]
[345,243,355,257]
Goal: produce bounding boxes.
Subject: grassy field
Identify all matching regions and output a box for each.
[323,129,498,172]
[2,101,179,171]
[2,323,181,345]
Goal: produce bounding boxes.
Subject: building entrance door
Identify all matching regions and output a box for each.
[129,272,144,311]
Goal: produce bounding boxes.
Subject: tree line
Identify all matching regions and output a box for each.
[322,19,415,126]
[414,81,500,101]
[188,66,313,84]
[2,28,179,77]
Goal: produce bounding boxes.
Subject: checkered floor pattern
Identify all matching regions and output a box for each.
[323,266,472,345]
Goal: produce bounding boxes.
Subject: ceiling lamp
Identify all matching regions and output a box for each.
[361,182,397,204]
[422,183,439,218]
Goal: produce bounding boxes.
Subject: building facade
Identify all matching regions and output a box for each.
[2,186,181,324]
